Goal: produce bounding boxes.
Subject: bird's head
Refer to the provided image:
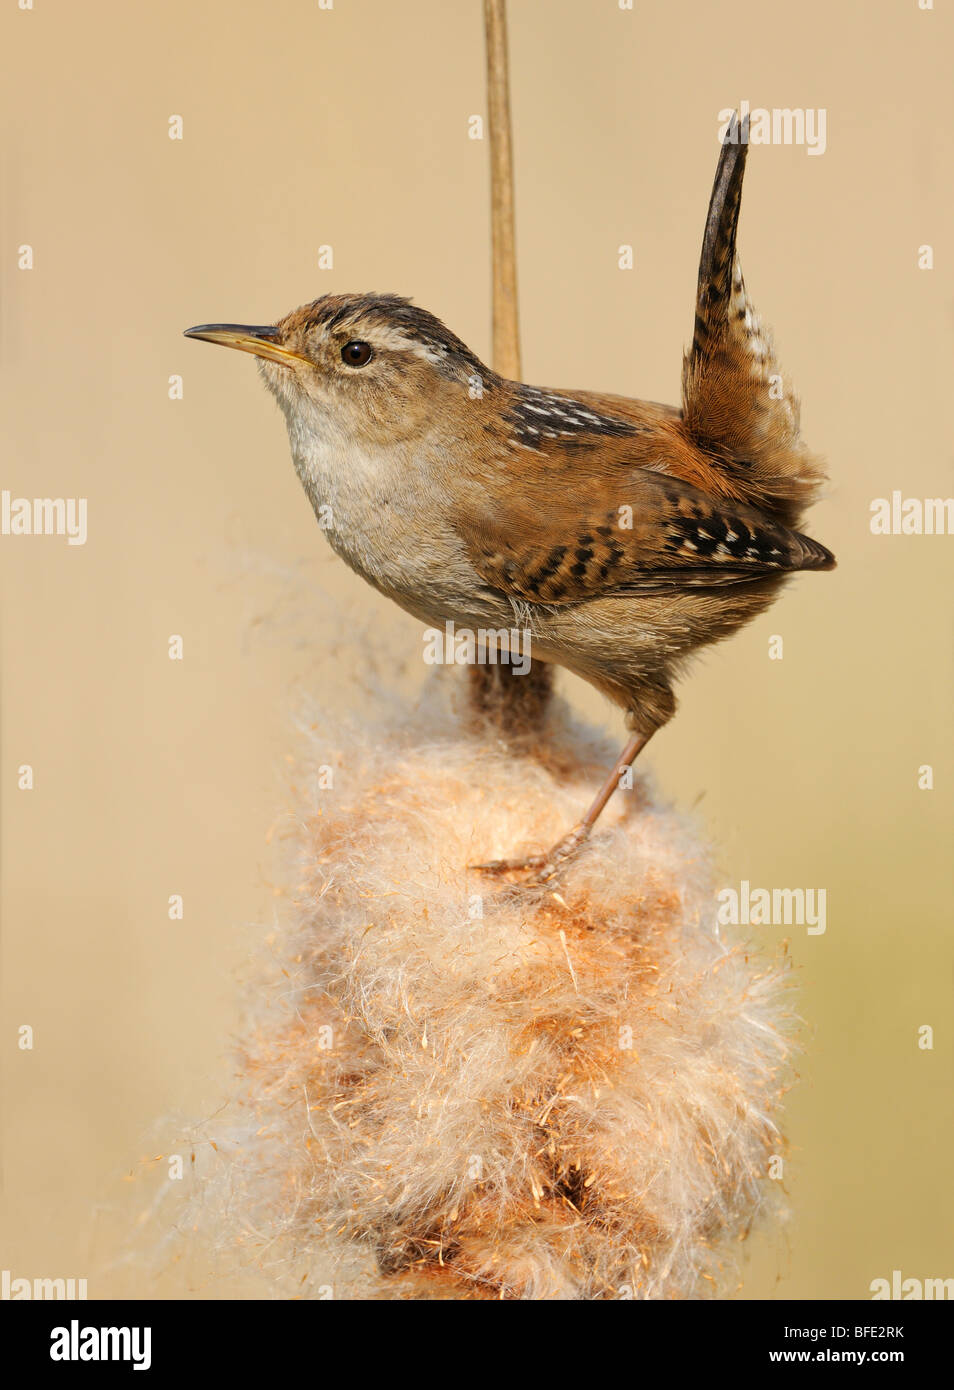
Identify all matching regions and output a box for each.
[184,293,494,448]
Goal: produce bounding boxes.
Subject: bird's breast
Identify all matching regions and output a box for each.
[286,427,507,627]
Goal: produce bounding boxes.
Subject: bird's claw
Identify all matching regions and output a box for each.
[469,825,591,890]
[470,851,549,875]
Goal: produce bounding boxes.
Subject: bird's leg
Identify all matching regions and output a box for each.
[471,729,653,882]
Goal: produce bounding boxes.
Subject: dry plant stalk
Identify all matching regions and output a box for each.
[484,0,521,381]
[471,0,555,725]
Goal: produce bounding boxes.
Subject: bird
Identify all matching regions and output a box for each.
[184,114,834,886]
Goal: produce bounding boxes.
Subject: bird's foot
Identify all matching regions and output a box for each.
[470,822,591,889]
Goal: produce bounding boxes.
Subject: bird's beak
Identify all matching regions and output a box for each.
[182,323,311,368]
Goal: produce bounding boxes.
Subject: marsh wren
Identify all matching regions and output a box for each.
[185,115,834,884]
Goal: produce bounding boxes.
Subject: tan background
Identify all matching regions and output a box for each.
[2,0,952,1299]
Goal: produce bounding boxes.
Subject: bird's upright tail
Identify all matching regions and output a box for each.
[681,113,827,530]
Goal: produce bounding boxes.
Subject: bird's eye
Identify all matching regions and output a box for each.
[341,340,373,367]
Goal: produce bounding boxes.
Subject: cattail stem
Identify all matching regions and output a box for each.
[472,1,551,728]
[484,0,521,381]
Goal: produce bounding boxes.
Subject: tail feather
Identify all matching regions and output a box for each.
[791,530,836,572]
[682,112,826,529]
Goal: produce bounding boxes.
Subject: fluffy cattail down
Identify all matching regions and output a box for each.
[181,677,795,1300]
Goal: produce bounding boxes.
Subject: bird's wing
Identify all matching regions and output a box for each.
[681,112,825,526]
[457,466,834,606]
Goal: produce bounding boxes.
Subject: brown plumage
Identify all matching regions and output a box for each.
[185,112,834,884]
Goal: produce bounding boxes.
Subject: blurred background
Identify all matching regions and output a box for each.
[1,0,951,1298]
